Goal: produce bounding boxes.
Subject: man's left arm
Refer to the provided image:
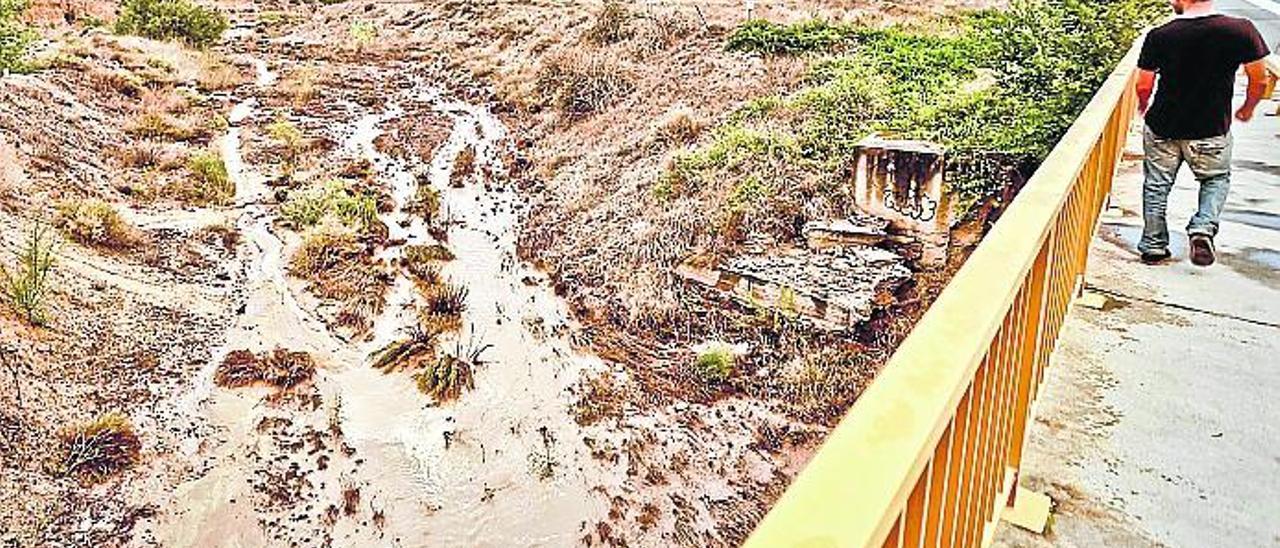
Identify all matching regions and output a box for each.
[1234,22,1272,123]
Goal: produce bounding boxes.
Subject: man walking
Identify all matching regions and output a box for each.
[1135,0,1271,266]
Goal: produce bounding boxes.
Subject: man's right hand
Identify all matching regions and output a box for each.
[1235,105,1256,122]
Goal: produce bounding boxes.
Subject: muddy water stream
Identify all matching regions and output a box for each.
[160,54,610,545]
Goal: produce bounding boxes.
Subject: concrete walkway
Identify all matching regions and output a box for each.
[995,8,1280,547]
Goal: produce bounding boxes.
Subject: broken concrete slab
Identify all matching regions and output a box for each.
[678,247,912,330]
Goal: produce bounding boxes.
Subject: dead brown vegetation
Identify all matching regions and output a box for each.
[54,413,142,484]
[214,348,317,390]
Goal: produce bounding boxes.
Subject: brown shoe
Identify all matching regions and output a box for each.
[1189,235,1216,267]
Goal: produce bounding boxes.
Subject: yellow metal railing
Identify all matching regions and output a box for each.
[746,43,1144,548]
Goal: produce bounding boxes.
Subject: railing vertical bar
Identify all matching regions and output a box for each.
[924,424,953,548]
[943,390,974,548]
[904,460,930,548]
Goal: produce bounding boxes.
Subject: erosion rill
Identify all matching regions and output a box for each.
[154,28,613,547]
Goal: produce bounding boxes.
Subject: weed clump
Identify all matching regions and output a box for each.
[422,281,467,329]
[281,180,378,231]
[115,0,228,48]
[1,222,56,326]
[55,413,141,484]
[215,348,316,390]
[184,150,234,205]
[415,341,489,402]
[692,346,734,382]
[55,199,140,249]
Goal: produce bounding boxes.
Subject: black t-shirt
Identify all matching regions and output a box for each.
[1138,14,1271,139]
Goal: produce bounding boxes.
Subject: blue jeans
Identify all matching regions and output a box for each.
[1140,126,1232,254]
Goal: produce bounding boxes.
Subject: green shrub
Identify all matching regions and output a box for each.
[115,0,228,48]
[692,347,734,381]
[186,150,234,205]
[281,180,378,230]
[0,0,34,73]
[1,222,57,326]
[708,0,1161,205]
[726,19,852,55]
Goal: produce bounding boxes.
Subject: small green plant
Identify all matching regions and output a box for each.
[186,150,234,205]
[267,118,305,174]
[1,222,57,326]
[281,180,378,231]
[349,20,377,50]
[55,413,141,484]
[114,0,229,48]
[692,346,734,381]
[55,199,139,249]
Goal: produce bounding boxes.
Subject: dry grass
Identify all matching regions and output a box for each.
[55,413,141,484]
[281,65,323,107]
[196,53,247,91]
[214,348,316,389]
[195,222,239,251]
[535,51,635,119]
[651,106,705,147]
[55,199,142,249]
[290,222,389,333]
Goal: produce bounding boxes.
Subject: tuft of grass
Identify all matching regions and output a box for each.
[114,0,228,48]
[196,53,245,91]
[55,413,141,484]
[535,53,634,119]
[1,222,56,326]
[184,150,234,205]
[281,180,378,231]
[414,341,488,402]
[214,348,316,389]
[128,112,195,141]
[289,221,360,277]
[423,281,467,318]
[651,107,704,148]
[267,118,306,175]
[584,0,631,45]
[692,346,734,382]
[404,243,455,263]
[55,199,141,249]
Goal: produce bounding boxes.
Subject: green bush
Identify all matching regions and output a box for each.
[115,0,228,48]
[709,0,1161,205]
[692,347,735,381]
[726,19,852,55]
[0,0,34,73]
[281,180,378,231]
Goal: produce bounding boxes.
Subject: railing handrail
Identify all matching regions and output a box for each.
[746,40,1145,548]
